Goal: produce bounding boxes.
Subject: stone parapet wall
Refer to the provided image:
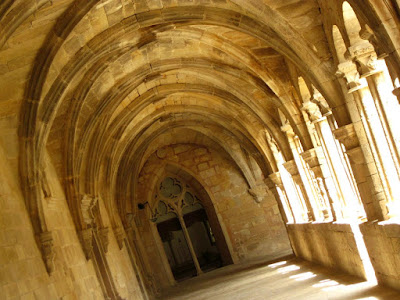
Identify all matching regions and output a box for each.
[360,222,400,290]
[287,222,366,280]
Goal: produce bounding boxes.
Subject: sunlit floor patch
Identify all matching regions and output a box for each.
[158,257,400,300]
[290,272,317,281]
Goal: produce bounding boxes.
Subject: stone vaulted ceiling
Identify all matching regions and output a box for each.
[1,0,399,239]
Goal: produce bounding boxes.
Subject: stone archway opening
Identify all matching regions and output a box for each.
[152,175,230,281]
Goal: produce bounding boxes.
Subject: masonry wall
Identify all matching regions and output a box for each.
[287,223,367,280]
[135,143,293,291]
[360,222,400,290]
[0,116,145,299]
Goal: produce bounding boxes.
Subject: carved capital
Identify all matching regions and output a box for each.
[38,231,55,274]
[300,148,319,169]
[333,124,360,150]
[79,228,93,260]
[349,42,379,78]
[281,121,295,137]
[336,60,363,92]
[268,172,283,188]
[302,100,323,122]
[348,42,375,60]
[264,177,275,190]
[283,160,299,177]
[333,124,365,164]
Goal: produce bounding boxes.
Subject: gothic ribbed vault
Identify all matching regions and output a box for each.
[1,0,400,299]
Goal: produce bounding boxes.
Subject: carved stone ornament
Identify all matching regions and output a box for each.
[300,148,320,169]
[248,185,266,203]
[39,231,55,274]
[281,120,295,137]
[302,100,323,122]
[81,195,99,226]
[336,60,363,92]
[283,160,299,176]
[333,124,360,151]
[268,172,283,187]
[113,226,126,250]
[348,41,379,78]
[79,228,93,260]
[265,130,280,156]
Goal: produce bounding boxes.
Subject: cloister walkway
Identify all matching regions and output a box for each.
[158,256,400,300]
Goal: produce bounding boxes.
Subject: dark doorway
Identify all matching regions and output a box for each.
[183,209,223,272]
[157,216,197,281]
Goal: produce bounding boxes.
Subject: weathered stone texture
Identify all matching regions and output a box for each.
[1,0,400,298]
[288,223,367,280]
[136,143,292,291]
[360,222,400,290]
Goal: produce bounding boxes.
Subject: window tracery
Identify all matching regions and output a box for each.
[151,177,203,223]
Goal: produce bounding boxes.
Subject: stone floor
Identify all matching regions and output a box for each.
[157,257,400,300]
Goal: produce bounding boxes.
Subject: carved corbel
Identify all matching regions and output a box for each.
[113,226,126,250]
[248,185,266,203]
[268,172,284,189]
[281,120,295,138]
[79,228,93,260]
[38,231,55,274]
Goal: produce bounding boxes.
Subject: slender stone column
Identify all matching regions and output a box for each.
[301,148,337,221]
[365,70,400,176]
[333,124,385,221]
[268,172,294,223]
[178,215,203,275]
[282,160,315,222]
[280,121,317,222]
[265,176,288,223]
[124,215,158,295]
[301,100,342,221]
[336,46,392,220]
[349,82,398,218]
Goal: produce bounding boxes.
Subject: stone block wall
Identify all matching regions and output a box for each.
[287,223,367,280]
[0,140,102,299]
[0,119,145,299]
[135,143,293,291]
[360,222,400,290]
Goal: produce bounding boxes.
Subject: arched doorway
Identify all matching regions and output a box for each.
[152,176,229,281]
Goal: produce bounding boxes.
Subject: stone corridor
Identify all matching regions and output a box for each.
[2,0,400,299]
